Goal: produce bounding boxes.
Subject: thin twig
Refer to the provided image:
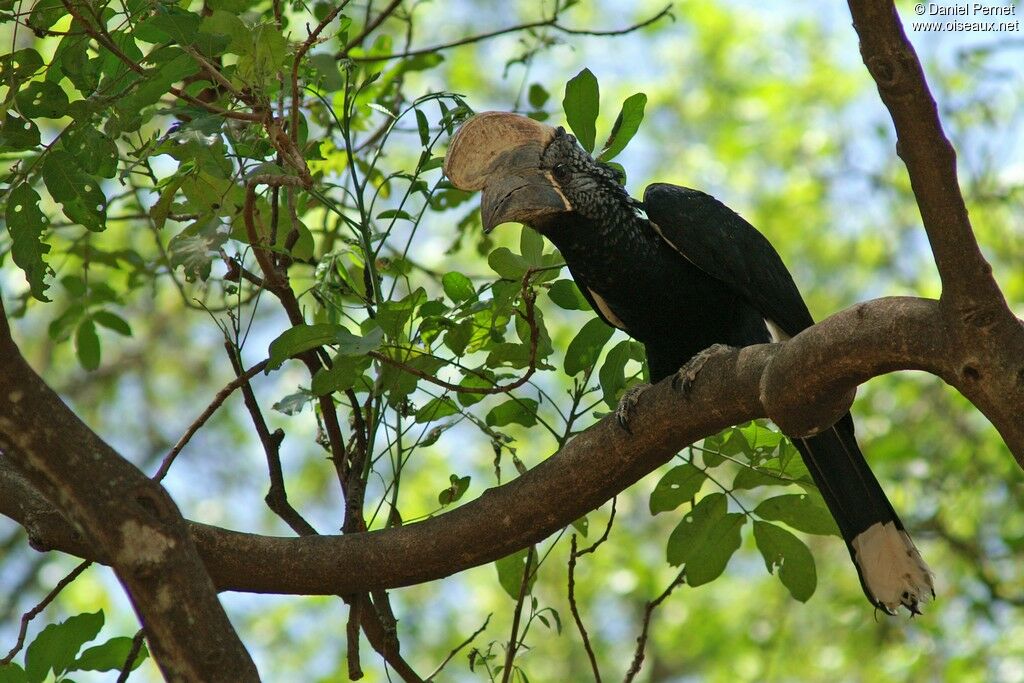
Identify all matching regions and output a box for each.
[152,359,268,482]
[427,614,491,681]
[1,560,91,665]
[623,569,686,683]
[340,0,404,56]
[500,547,534,683]
[568,536,602,683]
[347,595,364,679]
[115,629,147,683]
[224,342,317,536]
[347,4,672,61]
[578,496,617,556]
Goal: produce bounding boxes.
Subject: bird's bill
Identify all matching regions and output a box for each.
[444,111,568,233]
[480,171,568,233]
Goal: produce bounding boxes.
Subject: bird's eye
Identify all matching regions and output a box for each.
[552,163,571,183]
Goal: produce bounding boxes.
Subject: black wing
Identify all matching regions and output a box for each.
[642,183,814,337]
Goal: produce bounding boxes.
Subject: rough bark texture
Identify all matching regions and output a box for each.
[848,0,1024,461]
[0,312,259,681]
[8,297,1013,597]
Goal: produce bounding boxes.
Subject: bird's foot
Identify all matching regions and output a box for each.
[615,383,651,434]
[672,344,736,395]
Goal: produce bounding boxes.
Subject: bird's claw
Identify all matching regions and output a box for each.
[672,344,736,395]
[614,384,651,433]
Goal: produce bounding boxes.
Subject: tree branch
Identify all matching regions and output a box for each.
[6,297,1006,598]
[0,302,258,681]
[847,0,1024,462]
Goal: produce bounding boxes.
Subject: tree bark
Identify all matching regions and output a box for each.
[7,297,1016,597]
[0,308,259,682]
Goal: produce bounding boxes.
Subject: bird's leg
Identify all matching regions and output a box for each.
[672,344,736,395]
[614,383,651,433]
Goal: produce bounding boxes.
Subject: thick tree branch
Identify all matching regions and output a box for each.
[7,297,1008,597]
[848,1,1024,462]
[0,303,258,681]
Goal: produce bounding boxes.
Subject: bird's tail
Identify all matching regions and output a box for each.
[792,414,934,614]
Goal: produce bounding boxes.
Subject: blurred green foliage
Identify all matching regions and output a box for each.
[1,0,1022,681]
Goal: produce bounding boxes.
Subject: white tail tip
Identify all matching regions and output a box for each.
[851,521,934,615]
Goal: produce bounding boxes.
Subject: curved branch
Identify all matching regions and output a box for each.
[848,1,1024,461]
[7,297,1002,597]
[0,303,258,681]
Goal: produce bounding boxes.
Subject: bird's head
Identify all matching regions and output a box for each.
[443,111,631,233]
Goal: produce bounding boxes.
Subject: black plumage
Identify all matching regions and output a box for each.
[444,113,933,614]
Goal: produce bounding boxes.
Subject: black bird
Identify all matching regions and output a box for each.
[444,111,934,614]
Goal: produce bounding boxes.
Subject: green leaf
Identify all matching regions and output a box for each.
[64,126,118,179]
[41,151,106,231]
[272,389,315,415]
[415,397,459,423]
[75,319,101,371]
[485,399,539,428]
[92,311,132,336]
[572,516,589,537]
[235,23,288,83]
[754,493,839,536]
[685,512,745,586]
[753,521,817,602]
[598,93,647,162]
[70,636,148,672]
[15,81,69,118]
[547,280,590,311]
[138,10,203,45]
[168,220,228,282]
[25,611,104,683]
[519,224,544,265]
[732,466,792,491]
[562,68,599,153]
[487,247,531,280]
[563,317,613,376]
[309,53,344,91]
[457,371,495,407]
[0,112,41,152]
[335,326,384,357]
[268,324,340,369]
[649,463,706,514]
[442,272,476,302]
[415,108,430,147]
[666,492,726,567]
[310,355,372,396]
[5,183,51,301]
[0,663,27,683]
[528,83,550,109]
[598,339,645,408]
[0,48,43,83]
[438,474,470,505]
[27,0,66,32]
[495,547,536,600]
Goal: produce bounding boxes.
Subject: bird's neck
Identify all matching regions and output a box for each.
[534,201,655,268]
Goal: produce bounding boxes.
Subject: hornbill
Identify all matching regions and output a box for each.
[443,111,934,614]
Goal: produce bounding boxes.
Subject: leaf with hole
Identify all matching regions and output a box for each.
[650,463,706,514]
[41,151,106,231]
[755,493,839,536]
[753,521,817,602]
[4,183,51,301]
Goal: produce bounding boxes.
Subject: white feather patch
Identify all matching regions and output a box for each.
[588,288,627,331]
[765,318,789,343]
[851,521,934,614]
